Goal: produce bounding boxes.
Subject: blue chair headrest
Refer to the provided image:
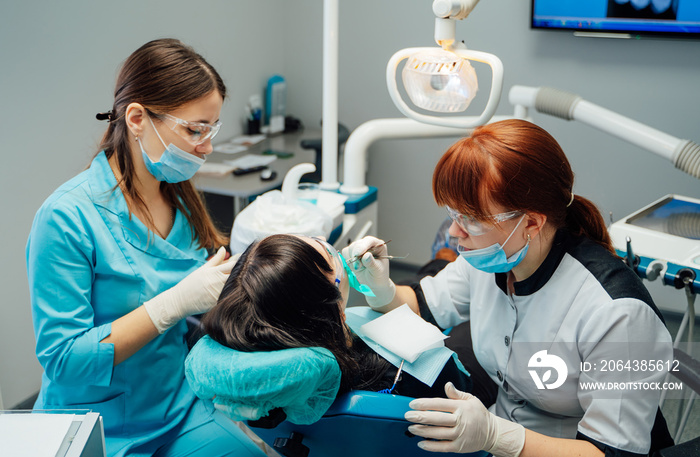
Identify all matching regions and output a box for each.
[185,336,341,425]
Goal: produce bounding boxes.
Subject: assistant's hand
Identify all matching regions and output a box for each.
[405,382,525,456]
[144,247,238,333]
[341,236,396,308]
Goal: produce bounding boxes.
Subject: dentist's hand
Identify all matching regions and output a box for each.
[145,247,238,333]
[342,236,396,309]
[405,382,525,456]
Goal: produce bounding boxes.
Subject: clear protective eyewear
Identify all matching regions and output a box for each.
[310,237,376,297]
[157,113,222,146]
[310,237,344,288]
[446,206,522,236]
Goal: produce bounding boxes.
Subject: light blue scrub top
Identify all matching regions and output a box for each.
[26,152,214,455]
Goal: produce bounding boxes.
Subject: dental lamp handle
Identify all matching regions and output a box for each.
[387,47,504,129]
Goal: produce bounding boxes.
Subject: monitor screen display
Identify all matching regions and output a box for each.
[627,196,700,240]
[531,1,700,38]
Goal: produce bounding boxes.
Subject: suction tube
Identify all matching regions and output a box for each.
[674,141,700,180]
[509,85,700,180]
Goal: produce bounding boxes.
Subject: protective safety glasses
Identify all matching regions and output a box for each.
[446,206,522,236]
[310,237,344,288]
[310,237,376,297]
[157,113,222,146]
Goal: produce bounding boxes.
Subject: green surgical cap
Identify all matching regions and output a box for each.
[185,336,341,425]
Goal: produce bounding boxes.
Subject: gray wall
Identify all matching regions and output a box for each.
[2,0,699,408]
[0,0,290,409]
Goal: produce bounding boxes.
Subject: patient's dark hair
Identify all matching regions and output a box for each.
[202,234,390,393]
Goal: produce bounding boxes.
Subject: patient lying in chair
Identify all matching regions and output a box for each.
[200,233,471,398]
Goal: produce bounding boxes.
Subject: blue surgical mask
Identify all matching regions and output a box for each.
[137,117,205,183]
[458,215,529,273]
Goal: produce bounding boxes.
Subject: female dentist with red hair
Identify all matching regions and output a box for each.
[343,119,674,457]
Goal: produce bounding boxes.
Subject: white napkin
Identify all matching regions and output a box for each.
[360,304,448,363]
[346,307,458,386]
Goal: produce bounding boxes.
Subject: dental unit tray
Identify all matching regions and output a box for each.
[609,194,700,291]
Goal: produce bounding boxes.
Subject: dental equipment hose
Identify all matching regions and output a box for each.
[379,359,405,394]
[510,85,700,180]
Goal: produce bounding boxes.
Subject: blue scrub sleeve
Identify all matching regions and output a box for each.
[27,199,115,387]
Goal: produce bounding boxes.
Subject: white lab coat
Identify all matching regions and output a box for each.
[419,230,673,456]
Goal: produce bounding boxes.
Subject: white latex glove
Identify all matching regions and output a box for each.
[404,382,525,456]
[144,247,238,333]
[341,236,396,308]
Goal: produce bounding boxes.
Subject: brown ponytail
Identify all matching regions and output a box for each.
[432,119,615,254]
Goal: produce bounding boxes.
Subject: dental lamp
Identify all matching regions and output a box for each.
[386,0,504,128]
[340,0,510,195]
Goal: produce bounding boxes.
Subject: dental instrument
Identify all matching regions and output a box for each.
[369,254,409,261]
[346,243,409,266]
[378,359,405,394]
[346,239,391,264]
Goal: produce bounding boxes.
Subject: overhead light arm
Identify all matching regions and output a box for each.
[432,0,480,48]
[510,85,700,180]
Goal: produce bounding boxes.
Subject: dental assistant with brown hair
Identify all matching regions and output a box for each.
[26,39,266,457]
[343,119,674,457]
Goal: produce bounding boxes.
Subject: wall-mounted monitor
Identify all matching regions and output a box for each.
[531,1,700,39]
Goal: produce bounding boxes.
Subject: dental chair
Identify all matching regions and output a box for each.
[250,390,480,457]
[185,334,486,457]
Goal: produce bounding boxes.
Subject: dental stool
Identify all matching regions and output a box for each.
[185,335,486,457]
